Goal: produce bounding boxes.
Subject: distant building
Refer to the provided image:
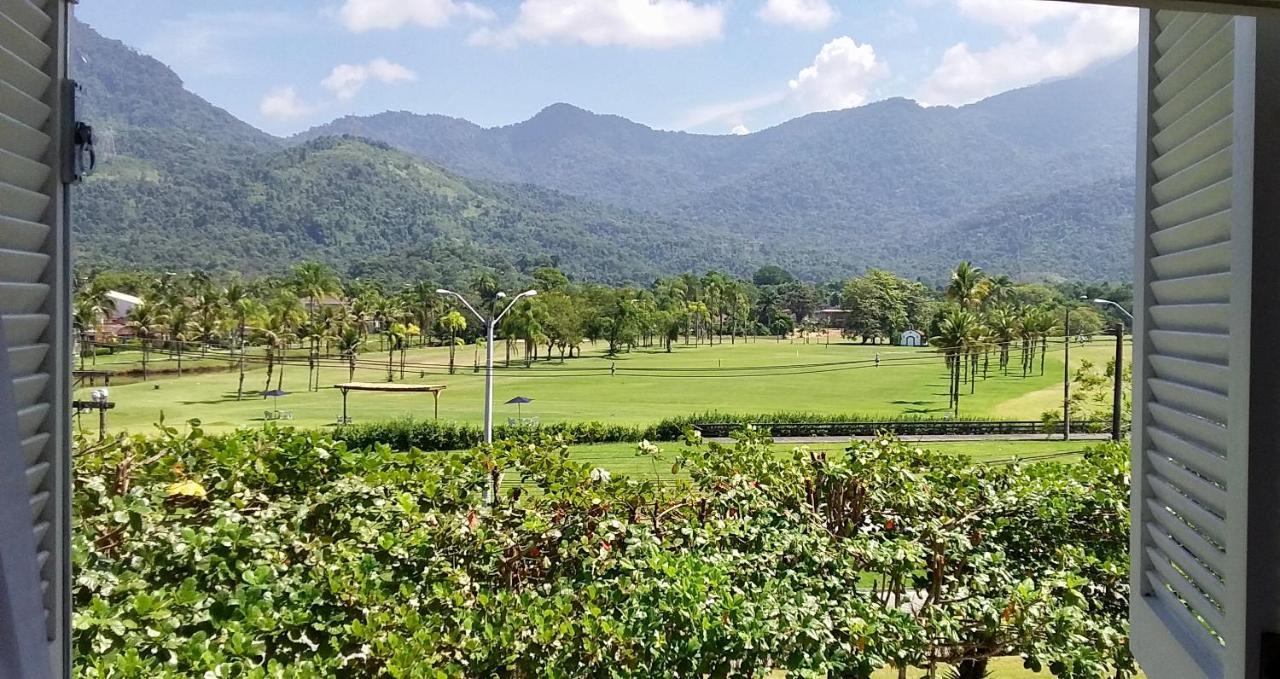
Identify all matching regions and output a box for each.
[300,295,346,310]
[899,329,924,347]
[104,290,143,322]
[812,308,848,327]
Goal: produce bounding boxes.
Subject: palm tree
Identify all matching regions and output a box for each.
[297,317,331,391]
[166,303,192,377]
[440,310,468,374]
[124,303,165,381]
[935,307,980,413]
[224,283,257,400]
[946,261,988,310]
[256,296,304,396]
[291,262,341,320]
[253,312,293,398]
[336,325,363,382]
[985,307,1019,376]
[384,322,407,382]
[73,281,117,368]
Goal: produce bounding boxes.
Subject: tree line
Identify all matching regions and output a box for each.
[74,262,1131,401]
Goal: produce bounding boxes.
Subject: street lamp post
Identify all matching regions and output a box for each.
[1091,298,1135,322]
[437,288,537,444]
[1090,299,1132,442]
[1064,304,1072,442]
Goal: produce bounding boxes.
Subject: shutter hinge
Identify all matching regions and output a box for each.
[61,79,94,184]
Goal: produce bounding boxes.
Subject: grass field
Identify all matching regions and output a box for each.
[76,337,1129,435]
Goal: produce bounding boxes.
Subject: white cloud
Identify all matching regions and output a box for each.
[680,35,887,131]
[322,58,418,100]
[145,11,298,76]
[917,1,1137,106]
[788,36,888,112]
[678,91,787,130]
[259,86,315,121]
[757,0,835,30]
[338,0,494,32]
[953,0,1077,28]
[730,124,751,135]
[469,0,725,49]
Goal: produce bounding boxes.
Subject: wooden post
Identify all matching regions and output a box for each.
[433,390,439,420]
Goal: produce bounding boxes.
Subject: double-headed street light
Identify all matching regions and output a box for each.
[437,288,537,444]
[1091,298,1134,322]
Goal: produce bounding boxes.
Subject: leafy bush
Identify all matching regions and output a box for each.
[74,422,1133,677]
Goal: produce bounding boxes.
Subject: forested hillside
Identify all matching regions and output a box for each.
[71,18,1137,284]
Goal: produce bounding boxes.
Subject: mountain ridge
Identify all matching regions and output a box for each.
[70,17,1139,284]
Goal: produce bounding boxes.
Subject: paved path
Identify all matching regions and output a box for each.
[710,433,1114,445]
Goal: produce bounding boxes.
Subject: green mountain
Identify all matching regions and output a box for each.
[71,18,1137,284]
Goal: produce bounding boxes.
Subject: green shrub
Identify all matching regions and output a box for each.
[73,422,1134,678]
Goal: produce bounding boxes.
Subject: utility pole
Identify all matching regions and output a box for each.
[1112,322,1124,442]
[1063,305,1072,442]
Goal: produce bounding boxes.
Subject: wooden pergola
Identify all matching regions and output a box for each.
[333,382,447,423]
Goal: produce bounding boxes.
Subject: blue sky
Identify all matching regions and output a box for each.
[76,0,1138,137]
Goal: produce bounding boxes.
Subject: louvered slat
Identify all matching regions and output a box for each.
[1151,241,1231,280]
[1148,330,1228,362]
[1148,426,1227,485]
[1148,553,1227,631]
[1152,113,1232,182]
[1151,180,1232,230]
[0,248,50,283]
[1153,18,1233,103]
[1148,505,1226,576]
[1147,450,1227,516]
[1149,304,1229,333]
[1150,209,1230,249]
[1149,402,1229,460]
[1148,378,1230,424]
[1153,52,1233,129]
[1149,475,1228,546]
[1148,528,1227,606]
[1149,354,1229,394]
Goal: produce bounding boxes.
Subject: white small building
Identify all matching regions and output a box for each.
[898,329,924,347]
[104,290,143,322]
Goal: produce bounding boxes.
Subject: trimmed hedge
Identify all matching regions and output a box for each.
[334,418,652,451]
[333,412,1111,451]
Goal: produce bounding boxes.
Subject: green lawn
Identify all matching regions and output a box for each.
[76,338,1128,435]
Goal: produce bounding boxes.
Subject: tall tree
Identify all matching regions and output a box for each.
[124,302,165,382]
[440,310,468,374]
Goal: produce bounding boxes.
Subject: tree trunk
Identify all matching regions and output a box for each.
[141,341,149,382]
[263,350,274,396]
[237,340,246,400]
[176,342,182,377]
[449,331,457,374]
[387,343,394,382]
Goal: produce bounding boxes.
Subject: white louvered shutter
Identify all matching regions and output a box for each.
[1131,9,1280,679]
[0,0,69,676]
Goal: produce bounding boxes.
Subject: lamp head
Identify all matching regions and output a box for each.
[522,290,538,298]
[496,291,507,299]
[435,289,451,295]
